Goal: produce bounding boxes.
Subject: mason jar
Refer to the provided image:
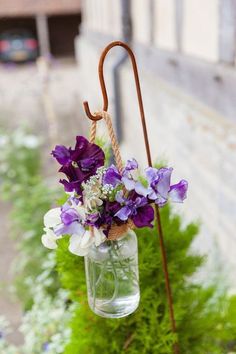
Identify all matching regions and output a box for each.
[84,229,140,318]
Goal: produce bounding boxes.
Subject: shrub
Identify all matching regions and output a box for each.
[56,206,236,354]
[0,254,73,354]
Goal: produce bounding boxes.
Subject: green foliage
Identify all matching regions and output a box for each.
[0,130,60,309]
[2,129,236,353]
[0,130,41,197]
[56,206,236,354]
[11,179,60,309]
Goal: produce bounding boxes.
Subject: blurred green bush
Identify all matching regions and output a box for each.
[56,209,236,354]
[1,130,236,353]
[0,130,59,309]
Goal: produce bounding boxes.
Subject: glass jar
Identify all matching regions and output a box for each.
[84,229,140,318]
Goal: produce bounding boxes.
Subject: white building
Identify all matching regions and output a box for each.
[76,0,236,287]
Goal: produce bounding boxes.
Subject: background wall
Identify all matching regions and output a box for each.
[76,0,236,287]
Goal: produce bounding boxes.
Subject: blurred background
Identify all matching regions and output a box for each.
[0,0,236,350]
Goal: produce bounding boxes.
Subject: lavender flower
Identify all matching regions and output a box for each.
[54,207,85,237]
[138,167,188,206]
[102,165,121,187]
[146,167,173,206]
[121,158,138,190]
[169,180,188,203]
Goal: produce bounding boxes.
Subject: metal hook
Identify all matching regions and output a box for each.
[83,41,127,121]
[83,41,152,166]
[84,41,141,121]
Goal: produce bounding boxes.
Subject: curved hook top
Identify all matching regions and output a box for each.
[83,40,152,166]
[83,41,140,121]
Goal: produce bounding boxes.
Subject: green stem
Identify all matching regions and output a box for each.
[112,241,138,285]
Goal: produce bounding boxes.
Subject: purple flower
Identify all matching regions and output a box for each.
[169,180,188,203]
[59,179,77,192]
[51,145,72,165]
[146,167,172,206]
[61,208,78,225]
[52,136,105,194]
[115,191,154,228]
[99,201,121,226]
[125,159,138,171]
[54,202,85,236]
[103,165,121,187]
[86,212,100,225]
[94,200,122,235]
[121,158,138,190]
[139,167,188,206]
[54,220,84,237]
[42,342,50,351]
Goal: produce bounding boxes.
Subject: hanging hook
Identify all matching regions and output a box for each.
[83,41,127,121]
[83,40,152,166]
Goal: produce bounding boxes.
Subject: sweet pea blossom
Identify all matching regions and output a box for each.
[52,136,105,194]
[102,165,121,187]
[115,191,154,228]
[146,167,173,206]
[42,198,86,250]
[41,208,62,249]
[135,167,188,206]
[69,228,106,256]
[102,159,139,191]
[169,180,188,203]
[41,228,59,250]
[42,195,107,254]
[54,205,85,237]
[69,232,93,256]
[121,159,138,190]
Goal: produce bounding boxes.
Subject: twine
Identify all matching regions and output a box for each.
[89,120,97,144]
[88,111,134,240]
[107,220,134,240]
[90,111,123,173]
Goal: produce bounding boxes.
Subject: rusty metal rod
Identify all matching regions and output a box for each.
[83,40,179,354]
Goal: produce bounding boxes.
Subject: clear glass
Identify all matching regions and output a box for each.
[84,230,140,318]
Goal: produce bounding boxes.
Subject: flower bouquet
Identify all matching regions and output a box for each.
[42,134,188,318]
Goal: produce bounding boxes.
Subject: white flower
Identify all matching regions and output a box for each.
[93,227,107,246]
[41,229,58,249]
[68,231,92,256]
[42,208,61,250]
[44,208,61,228]
[68,227,106,256]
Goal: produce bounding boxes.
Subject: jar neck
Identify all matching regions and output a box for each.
[106,228,135,242]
